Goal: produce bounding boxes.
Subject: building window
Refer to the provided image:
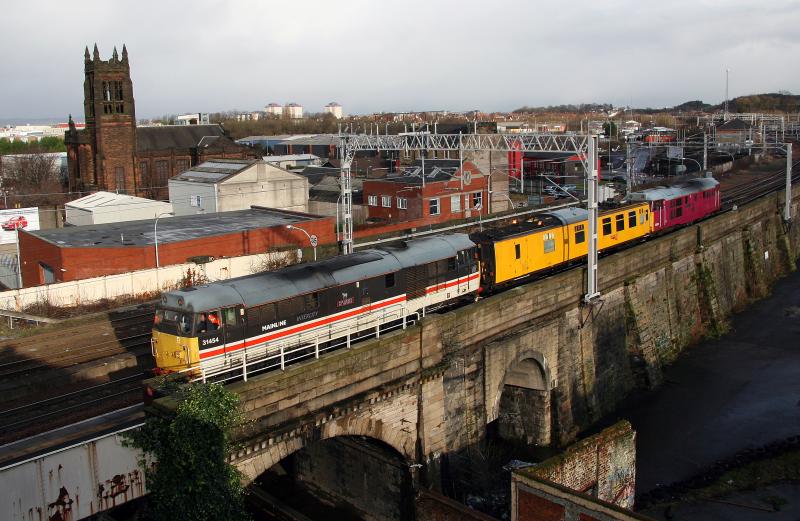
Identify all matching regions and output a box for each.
[139,161,149,184]
[368,195,378,206]
[574,223,586,244]
[628,211,637,228]
[602,217,612,235]
[451,194,461,213]
[471,192,483,209]
[429,198,440,216]
[175,159,190,174]
[155,160,169,186]
[381,195,392,208]
[190,195,202,207]
[40,262,55,284]
[115,167,125,191]
[397,197,408,210]
[615,214,625,232]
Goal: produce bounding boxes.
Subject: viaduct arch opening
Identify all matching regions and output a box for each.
[247,435,414,521]
[490,355,552,447]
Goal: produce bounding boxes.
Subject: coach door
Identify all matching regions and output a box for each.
[222,306,246,361]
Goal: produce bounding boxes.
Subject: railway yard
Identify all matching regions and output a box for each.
[0,153,795,449]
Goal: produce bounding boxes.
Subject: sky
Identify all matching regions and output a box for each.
[2,0,800,121]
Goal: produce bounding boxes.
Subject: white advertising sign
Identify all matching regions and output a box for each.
[0,207,40,244]
[666,146,684,160]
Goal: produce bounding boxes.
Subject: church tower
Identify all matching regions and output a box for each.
[80,44,137,192]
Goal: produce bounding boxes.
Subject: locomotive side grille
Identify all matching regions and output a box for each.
[406,265,428,299]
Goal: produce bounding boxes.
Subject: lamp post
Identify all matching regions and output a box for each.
[286,224,317,261]
[154,211,174,269]
[680,157,703,173]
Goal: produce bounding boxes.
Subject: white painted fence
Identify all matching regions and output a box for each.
[0,250,299,311]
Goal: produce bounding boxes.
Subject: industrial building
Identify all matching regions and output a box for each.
[65,191,173,226]
[361,159,489,225]
[168,159,309,216]
[18,207,334,287]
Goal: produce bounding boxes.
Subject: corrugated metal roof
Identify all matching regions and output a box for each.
[65,191,170,210]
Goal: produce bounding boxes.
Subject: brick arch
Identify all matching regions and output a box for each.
[488,349,552,425]
[237,403,416,485]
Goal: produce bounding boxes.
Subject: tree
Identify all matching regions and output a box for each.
[602,121,617,137]
[125,383,250,521]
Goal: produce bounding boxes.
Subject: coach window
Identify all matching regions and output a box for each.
[515,243,521,259]
[602,217,612,235]
[543,232,555,253]
[628,211,637,228]
[385,273,395,288]
[574,224,585,244]
[615,214,625,232]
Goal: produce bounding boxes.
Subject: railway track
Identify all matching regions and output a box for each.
[1,164,796,446]
[0,373,144,444]
[721,159,800,209]
[0,309,154,380]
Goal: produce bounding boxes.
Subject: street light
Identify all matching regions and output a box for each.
[680,157,703,172]
[286,224,318,261]
[154,211,174,268]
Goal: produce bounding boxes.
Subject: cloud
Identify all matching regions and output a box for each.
[1,0,799,120]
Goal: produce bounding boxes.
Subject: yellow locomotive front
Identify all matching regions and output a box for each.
[151,306,200,374]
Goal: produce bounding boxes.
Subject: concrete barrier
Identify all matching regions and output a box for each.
[0,250,298,311]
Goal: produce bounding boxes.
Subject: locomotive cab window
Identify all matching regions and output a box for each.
[615,214,625,232]
[602,217,612,235]
[222,307,238,327]
[628,211,636,228]
[448,257,457,271]
[574,224,585,244]
[385,273,395,288]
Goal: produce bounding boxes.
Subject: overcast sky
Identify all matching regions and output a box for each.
[2,0,799,121]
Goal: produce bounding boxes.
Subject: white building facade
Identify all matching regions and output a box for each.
[168,159,309,216]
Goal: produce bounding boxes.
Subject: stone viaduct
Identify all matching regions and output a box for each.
[152,184,799,516]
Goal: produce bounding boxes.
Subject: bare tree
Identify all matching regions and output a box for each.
[0,153,66,206]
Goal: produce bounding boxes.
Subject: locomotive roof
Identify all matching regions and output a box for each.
[628,177,718,202]
[544,207,588,225]
[161,233,475,312]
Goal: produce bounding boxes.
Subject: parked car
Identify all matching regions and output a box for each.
[2,216,28,231]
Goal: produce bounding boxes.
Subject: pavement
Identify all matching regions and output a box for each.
[611,265,800,493]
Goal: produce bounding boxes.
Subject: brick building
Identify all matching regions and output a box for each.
[64,44,255,199]
[362,159,489,225]
[18,207,334,287]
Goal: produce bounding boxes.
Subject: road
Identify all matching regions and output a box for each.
[612,265,800,493]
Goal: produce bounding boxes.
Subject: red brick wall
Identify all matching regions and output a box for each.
[517,491,566,521]
[362,161,489,226]
[18,215,335,287]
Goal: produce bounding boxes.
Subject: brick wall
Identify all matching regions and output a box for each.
[18,215,335,286]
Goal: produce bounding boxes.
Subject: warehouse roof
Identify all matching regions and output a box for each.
[65,191,170,210]
[27,207,319,248]
[136,124,229,152]
[171,159,258,184]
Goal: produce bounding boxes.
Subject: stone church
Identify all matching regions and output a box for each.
[65,44,255,199]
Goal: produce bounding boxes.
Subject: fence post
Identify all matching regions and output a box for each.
[280,346,285,370]
[315,336,319,359]
[242,352,248,382]
[201,366,207,384]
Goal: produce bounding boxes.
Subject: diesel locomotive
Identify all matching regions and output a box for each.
[152,177,720,378]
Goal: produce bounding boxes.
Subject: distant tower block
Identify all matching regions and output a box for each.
[324,102,343,119]
[265,103,283,117]
[285,103,304,119]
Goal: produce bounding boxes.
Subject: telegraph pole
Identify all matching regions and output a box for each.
[703,133,708,171]
[585,135,600,303]
[786,143,793,222]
